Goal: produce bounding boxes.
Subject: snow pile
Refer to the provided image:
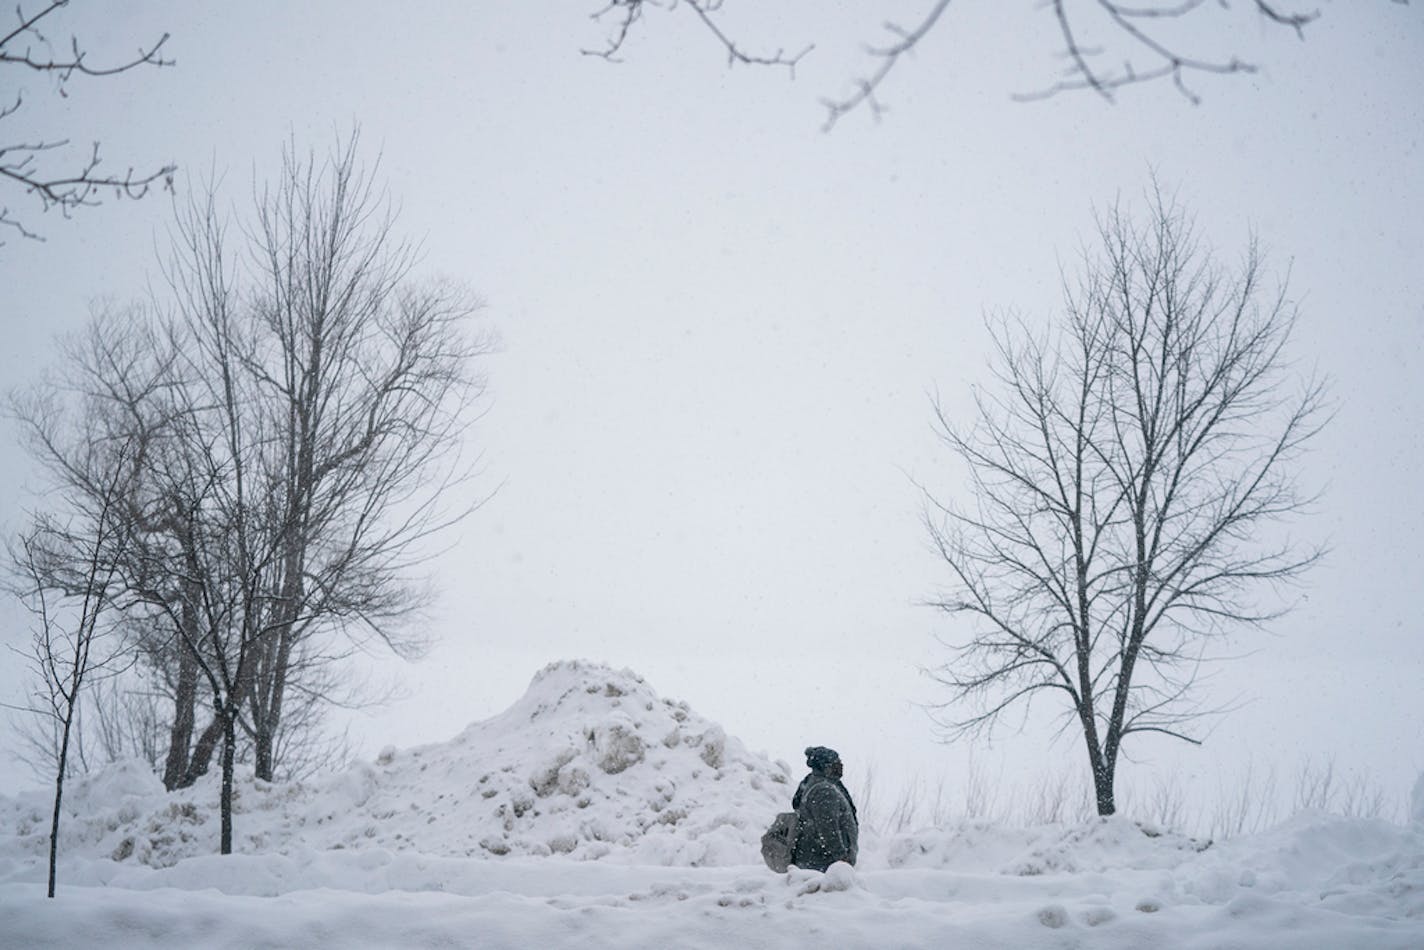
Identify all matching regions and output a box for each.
[0,660,793,870]
[338,659,793,865]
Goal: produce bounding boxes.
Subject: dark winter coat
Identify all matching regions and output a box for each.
[789,772,859,871]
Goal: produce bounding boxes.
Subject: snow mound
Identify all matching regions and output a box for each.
[353,660,793,864]
[1196,810,1424,919]
[0,660,794,870]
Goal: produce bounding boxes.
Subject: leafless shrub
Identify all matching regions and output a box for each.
[961,753,992,821]
[1294,756,1393,820]
[1143,774,1188,832]
[1336,772,1391,821]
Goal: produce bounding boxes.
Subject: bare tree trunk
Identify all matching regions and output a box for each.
[1092,758,1116,817]
[46,711,76,898]
[180,715,223,788]
[162,644,198,789]
[247,630,274,781]
[1076,707,1116,816]
[252,554,300,781]
[219,702,235,854]
[252,624,292,782]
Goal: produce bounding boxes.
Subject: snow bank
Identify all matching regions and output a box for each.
[1,660,1422,949]
[1198,811,1424,919]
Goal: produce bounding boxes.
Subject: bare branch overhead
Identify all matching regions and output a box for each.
[0,1,175,243]
[582,0,1346,128]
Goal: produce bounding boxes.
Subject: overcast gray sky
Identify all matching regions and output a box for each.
[2,2,1421,819]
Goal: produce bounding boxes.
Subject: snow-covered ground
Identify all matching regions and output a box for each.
[2,660,1421,948]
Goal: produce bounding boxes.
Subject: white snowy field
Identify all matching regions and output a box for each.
[2,661,1421,949]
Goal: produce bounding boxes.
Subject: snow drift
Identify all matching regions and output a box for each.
[2,660,1422,949]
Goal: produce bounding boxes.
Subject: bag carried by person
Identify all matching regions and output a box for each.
[760,811,798,872]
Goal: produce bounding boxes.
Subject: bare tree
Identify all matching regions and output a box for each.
[134,258,275,852]
[7,304,269,860]
[235,134,488,782]
[1,0,175,242]
[583,1,1398,130]
[924,189,1328,815]
[6,376,145,895]
[154,137,485,846]
[11,518,131,898]
[12,131,489,854]
[6,308,204,788]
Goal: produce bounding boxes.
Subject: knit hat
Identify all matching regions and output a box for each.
[804,746,841,771]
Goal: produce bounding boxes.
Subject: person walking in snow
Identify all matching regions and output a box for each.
[789,746,859,871]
